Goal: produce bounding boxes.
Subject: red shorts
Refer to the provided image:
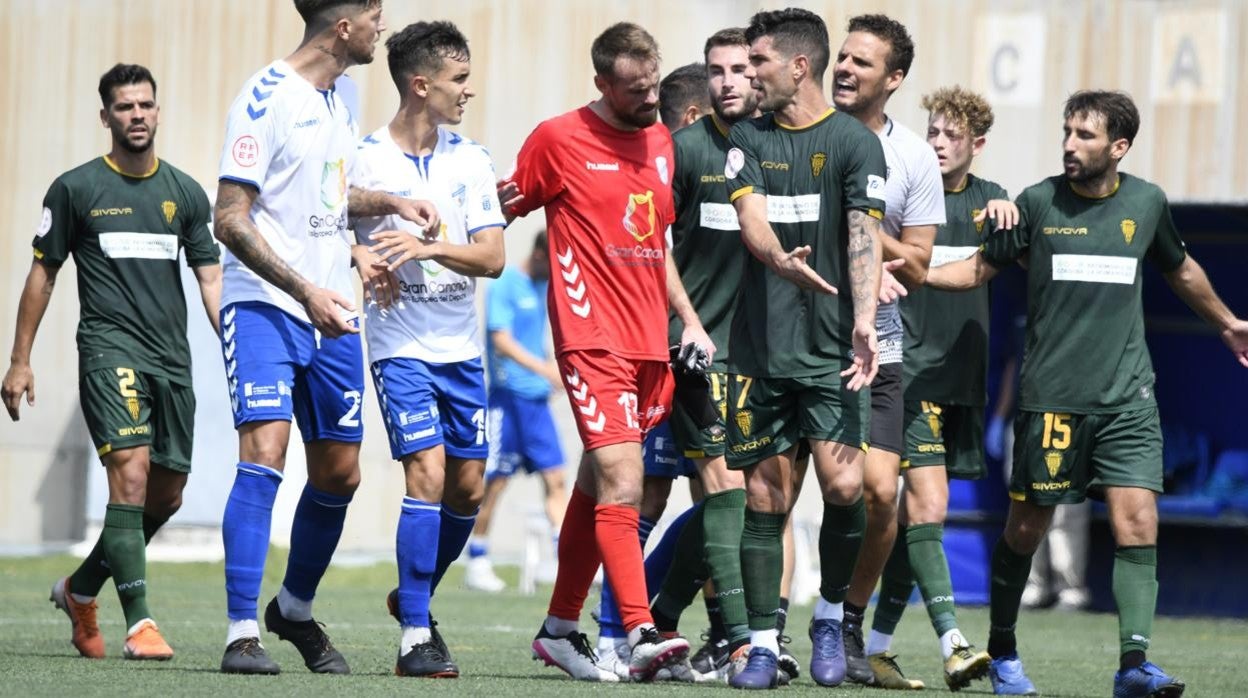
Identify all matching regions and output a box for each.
[557,349,674,451]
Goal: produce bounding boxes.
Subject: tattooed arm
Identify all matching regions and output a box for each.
[347,186,439,233]
[844,209,883,390]
[213,180,356,337]
[2,260,59,420]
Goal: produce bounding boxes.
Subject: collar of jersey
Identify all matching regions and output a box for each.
[1067,174,1121,200]
[103,155,160,179]
[709,112,731,138]
[776,107,836,131]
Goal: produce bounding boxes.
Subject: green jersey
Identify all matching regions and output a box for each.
[668,114,744,369]
[725,109,887,378]
[903,174,1008,405]
[33,157,219,384]
[981,173,1186,413]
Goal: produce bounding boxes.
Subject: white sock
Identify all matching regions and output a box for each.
[813,597,844,622]
[127,618,154,636]
[276,585,312,622]
[544,615,577,636]
[939,628,967,660]
[866,629,893,656]
[71,592,95,605]
[750,628,779,655]
[226,619,261,647]
[627,622,655,647]
[400,625,432,655]
[596,635,617,657]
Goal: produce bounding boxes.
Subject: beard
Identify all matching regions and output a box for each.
[1065,151,1112,183]
[713,93,760,124]
[113,125,154,154]
[618,107,658,129]
[347,39,376,65]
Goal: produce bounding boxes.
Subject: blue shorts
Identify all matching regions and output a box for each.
[371,356,489,461]
[644,421,697,479]
[221,302,364,443]
[485,389,565,480]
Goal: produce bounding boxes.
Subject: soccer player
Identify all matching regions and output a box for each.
[213,0,437,675]
[505,21,709,682]
[466,229,566,594]
[2,63,220,662]
[659,62,712,132]
[724,8,887,689]
[351,20,506,678]
[927,90,1248,697]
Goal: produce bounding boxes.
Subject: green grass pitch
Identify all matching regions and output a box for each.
[0,554,1241,696]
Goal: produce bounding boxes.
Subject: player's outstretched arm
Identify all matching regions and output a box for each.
[192,263,223,337]
[665,252,715,360]
[348,186,439,234]
[214,180,357,338]
[925,250,1001,291]
[735,192,837,295]
[2,259,59,421]
[1163,255,1248,368]
[369,225,505,278]
[843,209,882,390]
[881,223,935,287]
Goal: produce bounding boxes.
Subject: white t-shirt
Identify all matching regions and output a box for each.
[874,116,946,364]
[352,126,506,364]
[217,60,358,323]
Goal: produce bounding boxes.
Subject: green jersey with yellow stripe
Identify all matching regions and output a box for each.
[724,108,887,378]
[33,156,219,383]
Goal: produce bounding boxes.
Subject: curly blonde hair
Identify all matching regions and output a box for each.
[921,86,994,137]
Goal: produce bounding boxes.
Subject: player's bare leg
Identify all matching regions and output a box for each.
[842,446,900,684]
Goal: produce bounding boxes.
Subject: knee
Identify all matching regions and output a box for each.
[823,468,864,506]
[1113,507,1157,546]
[444,480,485,513]
[745,470,787,514]
[862,478,898,519]
[315,467,361,497]
[905,492,947,526]
[242,440,288,470]
[145,491,183,521]
[1004,518,1048,554]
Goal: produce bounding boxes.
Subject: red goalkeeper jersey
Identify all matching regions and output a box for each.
[510,106,675,361]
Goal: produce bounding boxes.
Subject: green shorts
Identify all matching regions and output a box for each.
[725,371,869,469]
[79,366,195,472]
[1009,408,1162,505]
[669,370,728,459]
[902,400,986,480]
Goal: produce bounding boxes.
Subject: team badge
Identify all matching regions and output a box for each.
[127,396,141,423]
[810,152,827,178]
[735,410,753,438]
[972,209,985,233]
[161,200,177,224]
[1044,450,1063,478]
[725,148,745,179]
[1121,218,1137,244]
[623,190,657,242]
[37,207,52,238]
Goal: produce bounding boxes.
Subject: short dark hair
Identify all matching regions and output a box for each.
[745,8,830,81]
[1064,90,1140,145]
[98,63,156,108]
[847,14,914,76]
[293,0,381,26]
[386,21,470,91]
[532,229,548,253]
[659,63,710,131]
[703,27,748,63]
[591,22,660,78]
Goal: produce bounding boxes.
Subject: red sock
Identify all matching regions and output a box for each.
[595,503,653,632]
[546,486,601,621]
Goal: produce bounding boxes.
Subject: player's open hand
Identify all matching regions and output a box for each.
[841,321,879,391]
[303,287,359,339]
[774,245,838,294]
[1222,319,1248,368]
[976,200,1019,230]
[880,259,908,303]
[393,198,440,236]
[351,244,400,310]
[369,230,440,272]
[1,363,34,421]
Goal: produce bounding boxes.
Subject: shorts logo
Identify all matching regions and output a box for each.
[127,397,141,422]
[557,246,591,318]
[810,152,827,178]
[161,200,177,224]
[231,135,259,167]
[725,148,745,179]
[735,409,753,438]
[1121,218,1137,244]
[1044,450,1063,478]
[565,369,605,432]
[623,190,657,243]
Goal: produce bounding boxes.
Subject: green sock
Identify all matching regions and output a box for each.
[101,504,151,629]
[872,529,914,635]
[1113,546,1158,656]
[652,505,709,627]
[818,498,866,603]
[702,489,749,643]
[987,537,1033,658]
[907,523,958,637]
[740,509,786,631]
[70,513,167,597]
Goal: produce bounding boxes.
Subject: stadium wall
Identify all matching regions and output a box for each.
[2,0,1246,557]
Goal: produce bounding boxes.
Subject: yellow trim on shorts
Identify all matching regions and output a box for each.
[900,459,911,468]
[860,442,870,453]
[97,443,113,457]
[33,247,44,259]
[1009,490,1027,502]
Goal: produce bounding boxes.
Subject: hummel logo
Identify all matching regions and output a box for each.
[586,161,620,171]
[556,246,591,318]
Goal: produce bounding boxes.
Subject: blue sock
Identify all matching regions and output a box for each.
[223,463,282,620]
[597,515,658,638]
[645,503,701,595]
[281,483,352,602]
[432,505,478,592]
[397,497,440,627]
[468,536,488,559]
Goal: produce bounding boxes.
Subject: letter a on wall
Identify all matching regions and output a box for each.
[1152,9,1225,104]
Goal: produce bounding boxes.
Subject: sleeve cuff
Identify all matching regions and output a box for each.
[729,186,754,203]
